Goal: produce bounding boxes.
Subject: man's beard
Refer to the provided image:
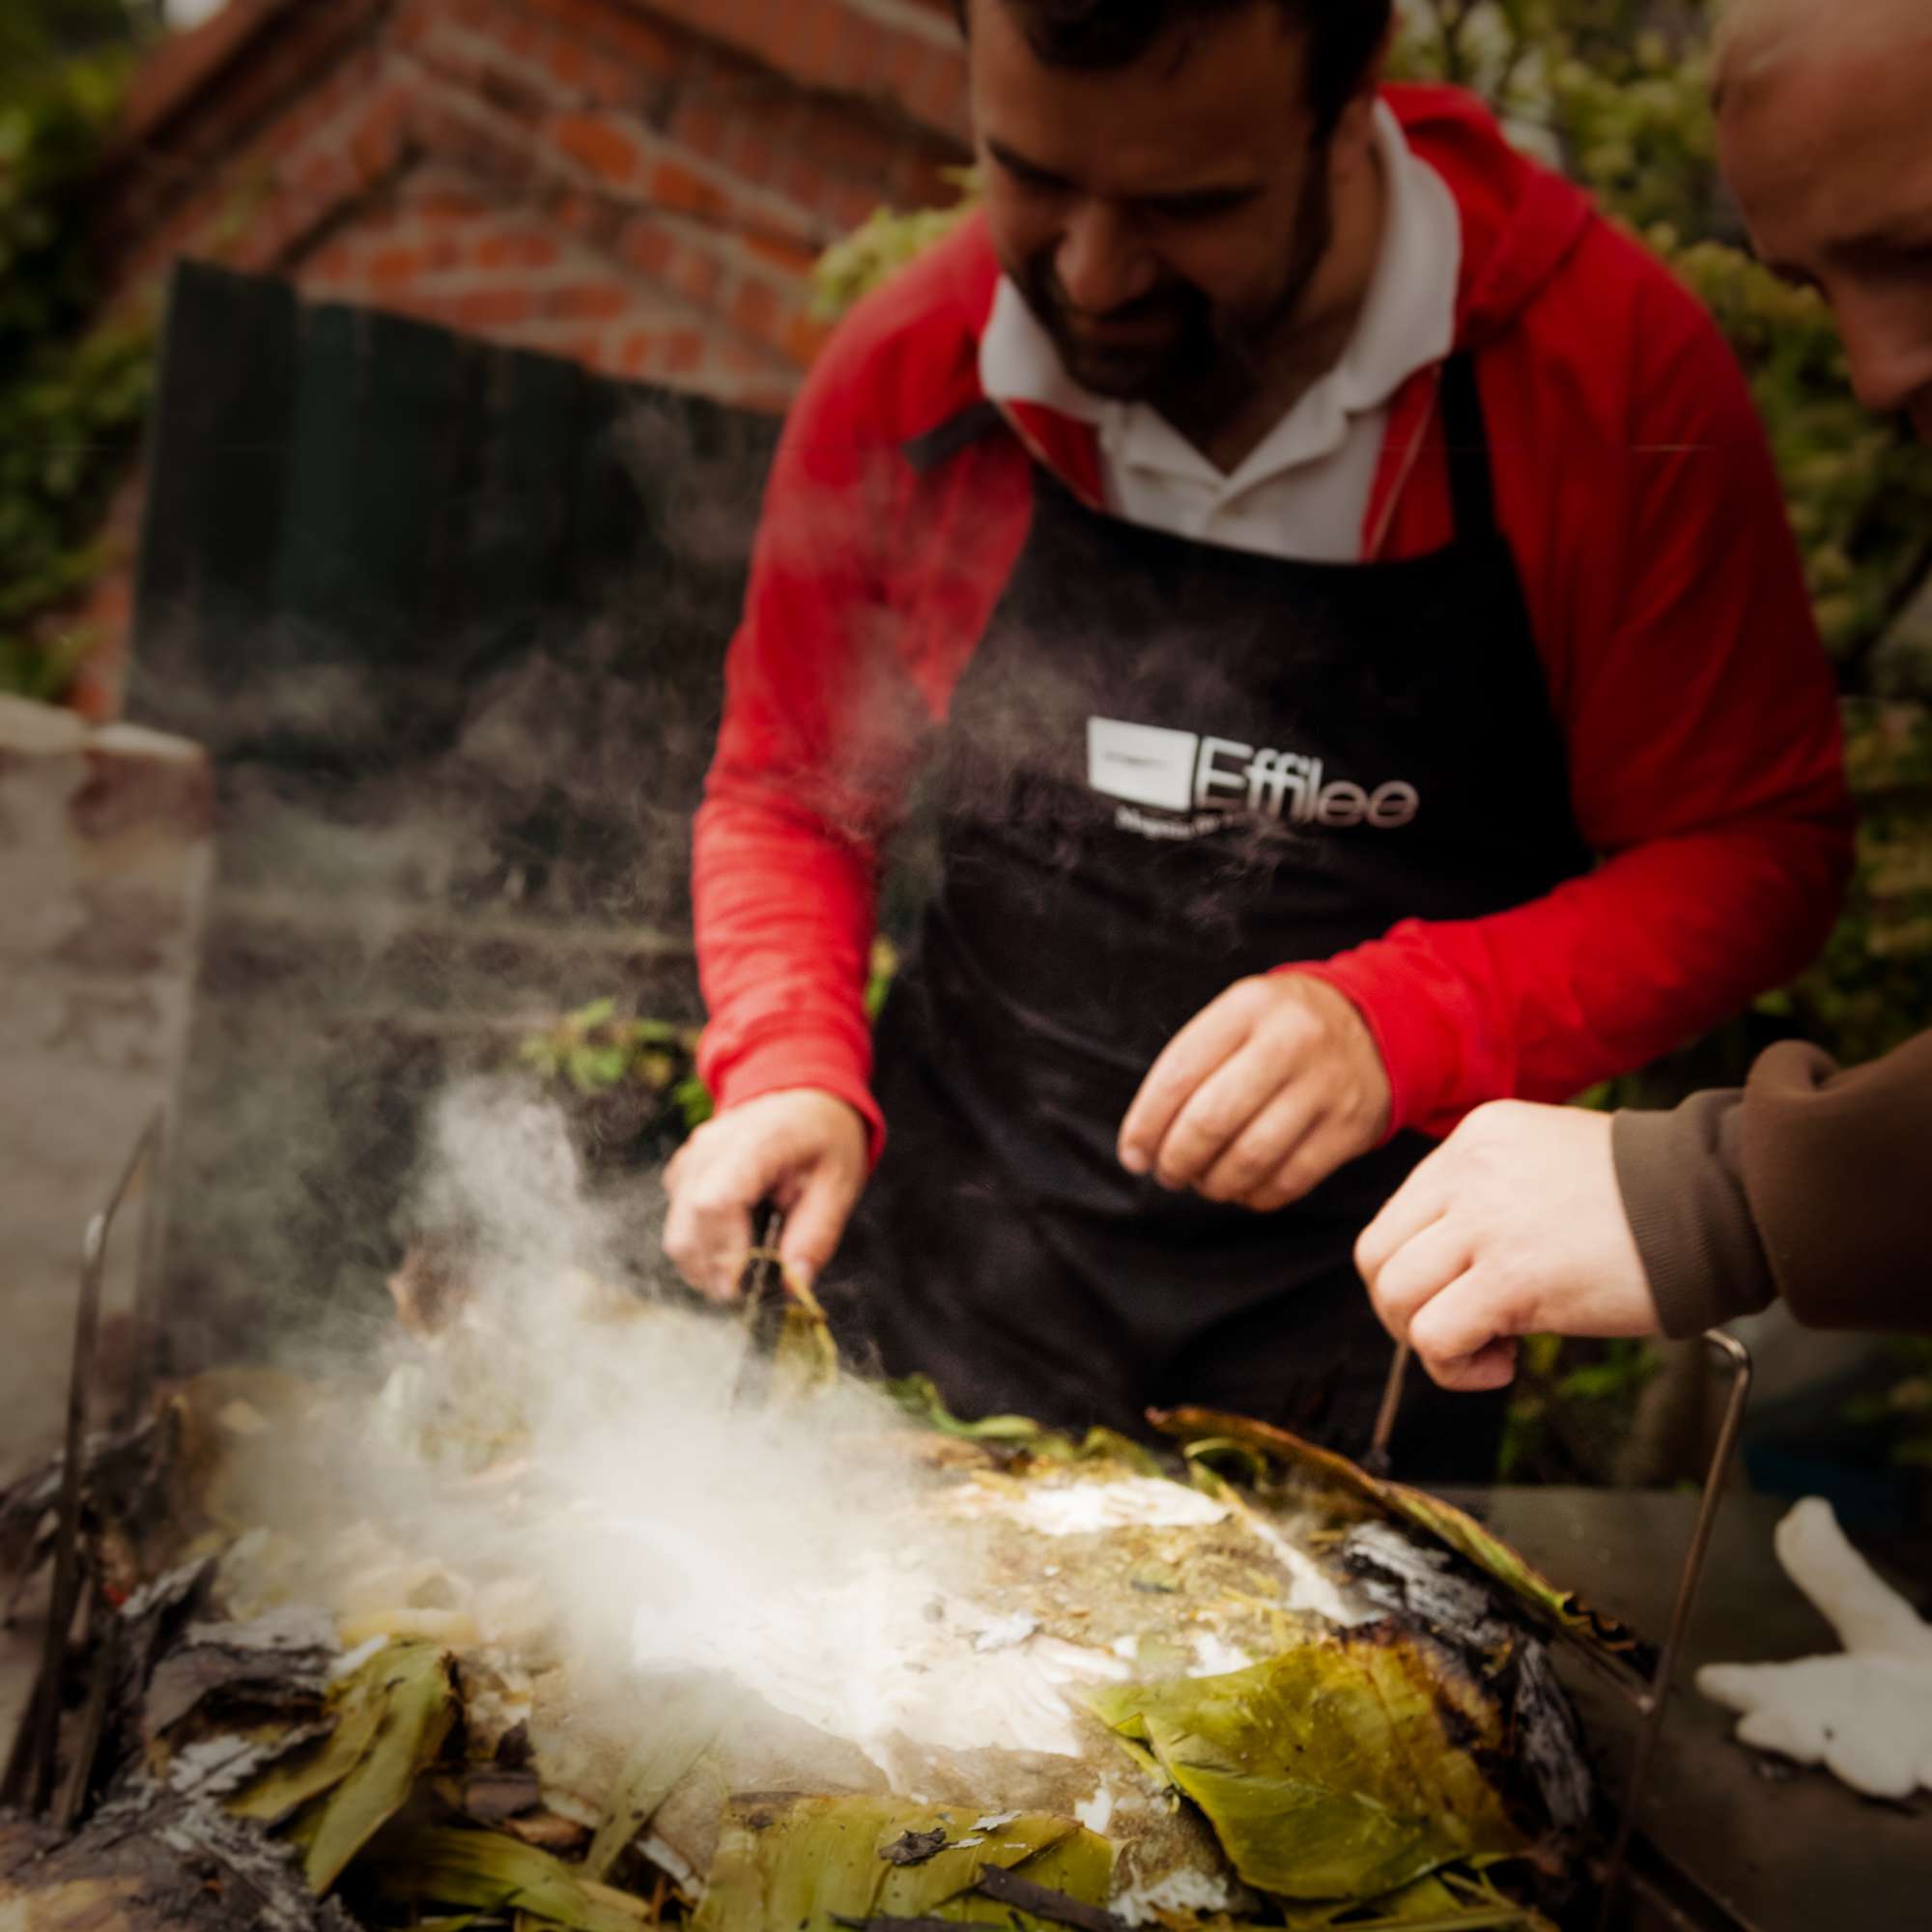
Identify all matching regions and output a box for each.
[1015,138,1337,416]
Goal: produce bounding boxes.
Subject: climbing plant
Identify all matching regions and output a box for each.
[0,2,156,702]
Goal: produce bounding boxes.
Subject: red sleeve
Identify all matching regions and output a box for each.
[691,345,933,1162]
[1299,273,1855,1137]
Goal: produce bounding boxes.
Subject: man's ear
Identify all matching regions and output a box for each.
[1358,16,1395,104]
[1330,16,1393,151]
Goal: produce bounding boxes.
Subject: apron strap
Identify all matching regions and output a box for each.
[1437,353,1498,542]
[904,400,1006,475]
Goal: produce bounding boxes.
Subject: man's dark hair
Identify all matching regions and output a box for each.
[955,0,1394,133]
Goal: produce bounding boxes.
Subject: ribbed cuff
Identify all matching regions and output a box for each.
[1280,960,1426,1146]
[1611,1094,1775,1338]
[708,1039,886,1169]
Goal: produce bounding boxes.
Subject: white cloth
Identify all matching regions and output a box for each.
[1696,1497,1932,1801]
[978,100,1462,563]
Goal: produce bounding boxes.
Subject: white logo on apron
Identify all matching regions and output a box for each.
[1087,717,1419,836]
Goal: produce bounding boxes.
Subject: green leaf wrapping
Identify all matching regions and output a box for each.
[1088,1639,1525,1903]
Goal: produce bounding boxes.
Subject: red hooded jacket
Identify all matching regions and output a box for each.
[693,85,1853,1160]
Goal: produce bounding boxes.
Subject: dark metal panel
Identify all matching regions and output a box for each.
[128,261,298,751]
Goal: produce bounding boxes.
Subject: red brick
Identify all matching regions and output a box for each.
[671,97,730,161]
[476,229,560,270]
[553,110,647,184]
[734,126,779,185]
[547,36,590,88]
[448,286,534,327]
[302,238,362,281]
[540,281,631,322]
[728,273,782,345]
[619,219,675,280]
[351,92,409,182]
[368,243,425,286]
[406,175,492,217]
[420,221,469,271]
[741,227,817,276]
[649,157,728,221]
[882,29,929,110]
[612,327,656,376]
[782,308,830,366]
[908,51,969,137]
[825,178,884,232]
[524,0,685,74]
[665,241,724,308]
[778,151,841,220]
[782,97,903,182]
[292,149,346,198]
[662,326,704,376]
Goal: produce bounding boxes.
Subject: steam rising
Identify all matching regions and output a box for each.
[232,1081,1134,1787]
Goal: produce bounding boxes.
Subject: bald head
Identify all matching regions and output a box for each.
[1715,0,1932,440]
[1715,0,1932,105]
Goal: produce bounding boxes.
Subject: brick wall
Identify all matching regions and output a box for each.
[99,0,968,399]
[66,0,970,711]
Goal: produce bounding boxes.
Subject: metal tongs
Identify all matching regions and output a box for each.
[728,1205,790,1407]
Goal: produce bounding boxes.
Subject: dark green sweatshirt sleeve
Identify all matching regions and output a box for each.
[1613,1032,1932,1337]
[1612,1089,1774,1338]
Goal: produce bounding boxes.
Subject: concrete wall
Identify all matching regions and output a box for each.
[0,697,213,1466]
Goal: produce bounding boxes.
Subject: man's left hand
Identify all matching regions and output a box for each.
[1117,975,1390,1211]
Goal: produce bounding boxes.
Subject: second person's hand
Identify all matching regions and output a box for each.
[1354,1100,1660,1390]
[662,1087,868,1301]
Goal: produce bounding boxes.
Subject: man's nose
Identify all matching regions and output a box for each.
[1055,203,1157,316]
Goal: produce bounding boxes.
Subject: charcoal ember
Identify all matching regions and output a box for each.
[143,1605,339,1740]
[0,1782,361,1930]
[880,1827,949,1865]
[1339,1520,1595,1833]
[442,1763,544,1823]
[163,1722,334,1803]
[0,1408,180,1586]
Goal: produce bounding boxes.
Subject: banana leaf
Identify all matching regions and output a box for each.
[361,1822,651,1932]
[1087,1634,1526,1903]
[225,1648,401,1829]
[1153,1409,1646,1663]
[889,1376,1163,1474]
[691,1796,1112,1932]
[582,1679,727,1879]
[282,1642,458,1890]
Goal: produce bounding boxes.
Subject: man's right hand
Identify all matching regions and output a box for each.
[662,1088,869,1302]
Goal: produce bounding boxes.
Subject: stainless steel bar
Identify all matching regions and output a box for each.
[21,1113,164,1815]
[54,1585,115,1833]
[1594,1330,1753,1931]
[1365,1340,1409,1476]
[118,1109,174,1433]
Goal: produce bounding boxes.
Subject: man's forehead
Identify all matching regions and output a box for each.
[967,0,1314,182]
[1719,9,1932,251]
[1718,0,1932,101]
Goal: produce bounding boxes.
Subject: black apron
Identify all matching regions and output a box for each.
[819,356,1590,1478]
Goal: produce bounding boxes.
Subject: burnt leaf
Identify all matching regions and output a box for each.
[1153,1408,1648,1665]
[879,1828,949,1866]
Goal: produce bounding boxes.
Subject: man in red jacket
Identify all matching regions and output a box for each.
[664,0,1851,1472]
